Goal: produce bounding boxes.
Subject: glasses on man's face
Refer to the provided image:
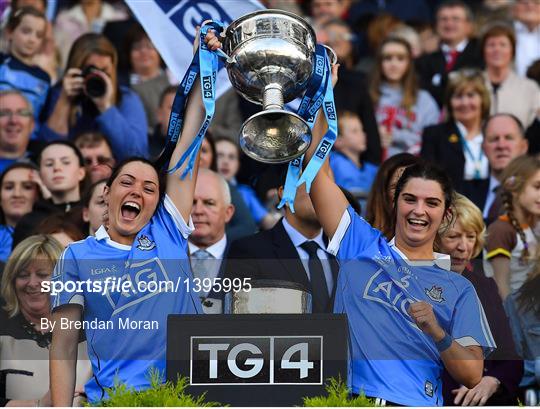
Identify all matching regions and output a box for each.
[85,156,114,167]
[0,109,33,119]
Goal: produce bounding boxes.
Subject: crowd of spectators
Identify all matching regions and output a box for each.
[0,0,539,406]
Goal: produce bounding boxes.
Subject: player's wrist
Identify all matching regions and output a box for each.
[431,326,446,342]
[434,331,452,352]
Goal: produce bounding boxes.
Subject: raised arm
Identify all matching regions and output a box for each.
[43,69,83,137]
[304,64,349,239]
[166,30,221,222]
[50,305,81,407]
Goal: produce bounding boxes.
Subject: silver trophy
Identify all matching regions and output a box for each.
[225,280,312,314]
[222,10,317,163]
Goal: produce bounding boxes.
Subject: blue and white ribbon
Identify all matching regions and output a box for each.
[156,21,223,178]
[296,52,338,193]
[278,45,336,211]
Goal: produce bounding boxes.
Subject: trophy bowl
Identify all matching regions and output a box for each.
[225,280,312,314]
[223,10,317,163]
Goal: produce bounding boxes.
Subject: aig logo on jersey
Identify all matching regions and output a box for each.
[190,336,322,385]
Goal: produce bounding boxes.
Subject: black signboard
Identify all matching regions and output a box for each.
[167,314,348,406]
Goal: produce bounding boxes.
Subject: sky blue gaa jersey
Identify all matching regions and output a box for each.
[51,195,203,403]
[0,224,13,263]
[327,206,496,406]
[0,53,50,135]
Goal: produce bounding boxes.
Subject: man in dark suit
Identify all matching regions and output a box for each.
[188,169,235,313]
[480,114,529,223]
[224,180,338,313]
[416,0,482,107]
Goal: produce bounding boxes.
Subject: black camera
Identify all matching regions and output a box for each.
[81,65,107,98]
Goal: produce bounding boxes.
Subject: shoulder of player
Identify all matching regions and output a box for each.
[444,270,481,304]
[62,235,100,257]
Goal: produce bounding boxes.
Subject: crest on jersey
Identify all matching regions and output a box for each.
[425,285,445,303]
[136,235,156,251]
[425,381,434,397]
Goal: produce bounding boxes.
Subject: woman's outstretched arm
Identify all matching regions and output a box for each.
[304,64,349,239]
[166,29,221,222]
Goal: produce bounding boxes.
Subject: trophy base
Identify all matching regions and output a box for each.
[239,109,311,164]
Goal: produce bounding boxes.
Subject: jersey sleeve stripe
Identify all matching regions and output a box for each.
[485,248,511,259]
[476,293,496,348]
[454,336,480,347]
[326,208,351,256]
[51,294,85,311]
[163,194,195,239]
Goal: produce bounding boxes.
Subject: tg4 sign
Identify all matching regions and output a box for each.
[190,336,322,385]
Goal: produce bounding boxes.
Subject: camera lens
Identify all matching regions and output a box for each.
[84,73,106,98]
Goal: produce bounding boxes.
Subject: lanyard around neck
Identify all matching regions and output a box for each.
[457,125,484,180]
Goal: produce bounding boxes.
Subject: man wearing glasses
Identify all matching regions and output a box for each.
[0,90,34,173]
[74,131,116,183]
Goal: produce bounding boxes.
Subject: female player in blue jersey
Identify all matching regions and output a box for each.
[300,71,496,405]
[48,32,223,405]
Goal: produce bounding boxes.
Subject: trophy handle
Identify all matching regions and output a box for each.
[322,45,338,66]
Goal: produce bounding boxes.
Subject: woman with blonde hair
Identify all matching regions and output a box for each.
[39,33,147,161]
[439,194,523,406]
[0,235,91,406]
[421,69,491,206]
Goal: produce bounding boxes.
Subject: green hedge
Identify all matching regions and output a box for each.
[303,377,376,407]
[88,369,222,407]
[90,371,376,407]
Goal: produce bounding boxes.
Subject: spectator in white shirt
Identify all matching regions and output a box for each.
[513,0,540,76]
